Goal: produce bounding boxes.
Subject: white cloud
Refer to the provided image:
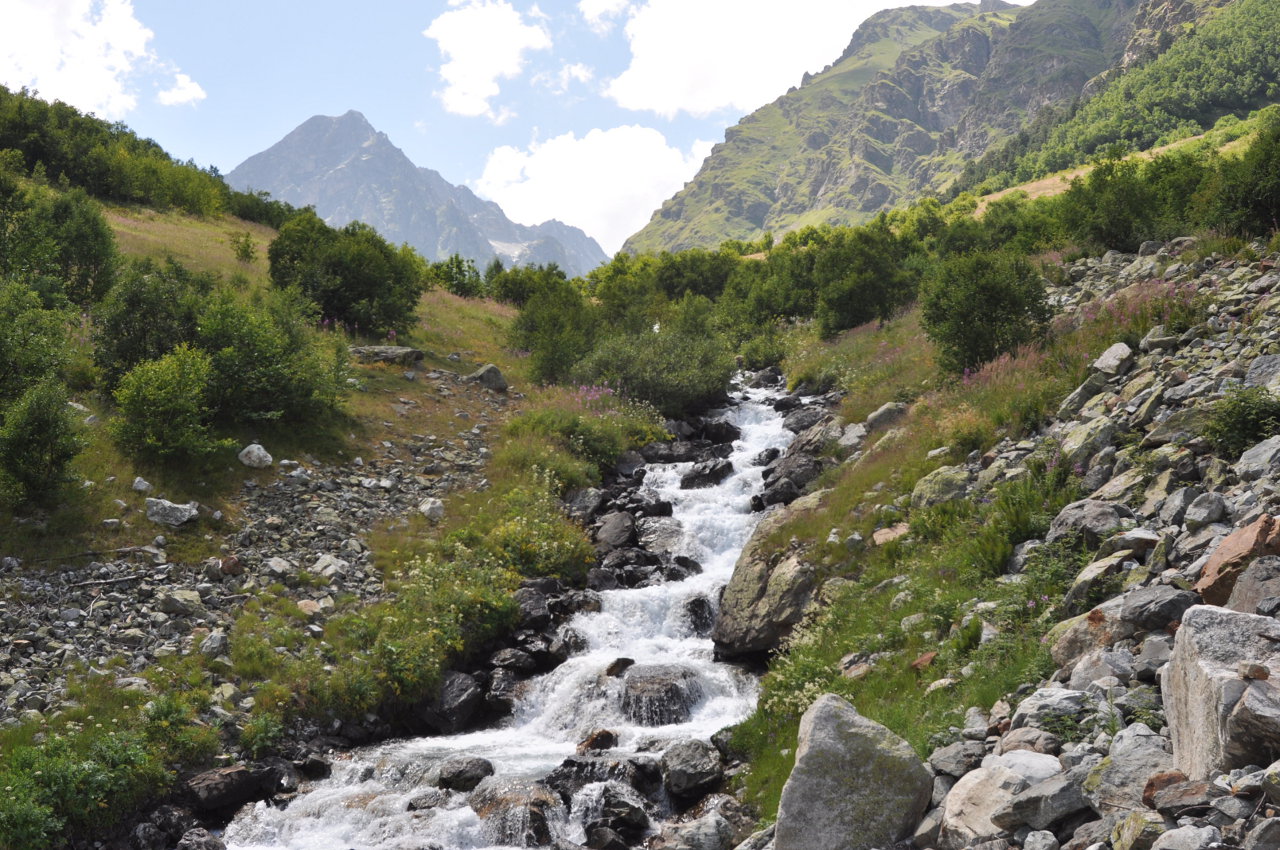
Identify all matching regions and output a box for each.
[578,0,632,34]
[157,71,205,106]
[607,0,912,118]
[423,0,551,122]
[475,125,711,255]
[0,0,201,119]
[534,61,593,95]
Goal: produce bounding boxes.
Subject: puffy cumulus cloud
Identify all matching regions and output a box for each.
[0,0,160,118]
[578,0,632,34]
[424,0,552,122]
[156,71,205,106]
[475,125,711,255]
[607,0,896,118]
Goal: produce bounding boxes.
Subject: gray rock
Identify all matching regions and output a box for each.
[421,671,483,734]
[349,345,425,366]
[1227,555,1280,614]
[1010,688,1095,731]
[1243,818,1280,850]
[1159,487,1202,528]
[1236,435,1280,482]
[1150,825,1222,850]
[1093,343,1134,376]
[1047,500,1134,549]
[418,497,444,522]
[175,829,226,850]
[1023,830,1060,850]
[682,459,734,489]
[866,402,909,432]
[714,505,819,658]
[1245,354,1280,392]
[157,590,203,616]
[1183,492,1226,532]
[1119,586,1199,631]
[911,465,971,509]
[940,752,1061,849]
[991,766,1091,831]
[661,739,723,798]
[660,812,735,850]
[466,364,508,391]
[469,778,560,846]
[1061,418,1117,470]
[1082,723,1173,814]
[437,756,494,792]
[929,740,987,778]
[595,512,637,551]
[237,443,273,469]
[1163,605,1280,779]
[146,498,199,527]
[132,476,153,493]
[774,694,931,850]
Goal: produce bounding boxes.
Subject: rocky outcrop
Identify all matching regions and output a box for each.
[774,694,931,850]
[1164,605,1280,779]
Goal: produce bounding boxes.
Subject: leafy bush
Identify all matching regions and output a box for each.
[0,280,68,403]
[268,211,428,333]
[197,288,344,423]
[240,712,284,759]
[510,277,596,384]
[1204,384,1280,458]
[93,257,211,387]
[920,250,1053,373]
[573,329,735,418]
[0,378,84,506]
[506,392,667,476]
[112,344,227,460]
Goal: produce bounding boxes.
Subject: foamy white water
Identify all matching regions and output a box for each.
[224,383,793,850]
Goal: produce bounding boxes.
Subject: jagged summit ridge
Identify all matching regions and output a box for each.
[228,111,607,277]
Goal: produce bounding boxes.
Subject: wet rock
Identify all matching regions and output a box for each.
[662,739,723,799]
[588,785,649,842]
[543,754,662,803]
[621,665,703,726]
[774,694,930,850]
[577,729,617,753]
[681,459,734,489]
[421,671,483,734]
[437,756,495,792]
[185,765,271,814]
[684,596,716,637]
[469,778,561,847]
[175,829,226,850]
[596,512,638,551]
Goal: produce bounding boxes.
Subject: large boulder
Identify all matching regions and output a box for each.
[1163,605,1280,779]
[437,756,494,792]
[237,443,273,468]
[1236,435,1280,482]
[349,345,424,365]
[1227,555,1280,614]
[469,778,561,846]
[940,751,1062,848]
[1047,500,1134,549]
[466,363,508,391]
[1061,417,1117,469]
[1194,514,1280,605]
[713,502,820,659]
[911,465,971,509]
[774,694,930,850]
[1082,723,1173,814]
[419,670,483,734]
[185,765,271,813]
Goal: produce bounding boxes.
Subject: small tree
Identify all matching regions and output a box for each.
[231,231,257,264]
[112,345,226,460]
[0,378,84,506]
[921,250,1053,373]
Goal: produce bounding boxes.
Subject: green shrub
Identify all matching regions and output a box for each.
[572,329,735,418]
[0,378,84,506]
[920,250,1053,374]
[240,712,284,759]
[0,280,68,403]
[1205,384,1280,458]
[112,344,227,460]
[93,258,211,387]
[509,277,596,384]
[197,289,343,422]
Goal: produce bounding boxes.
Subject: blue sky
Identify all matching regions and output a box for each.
[0,0,1003,252]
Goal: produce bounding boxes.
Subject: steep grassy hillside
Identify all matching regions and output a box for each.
[624,3,987,253]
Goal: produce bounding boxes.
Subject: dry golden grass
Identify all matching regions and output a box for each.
[104,206,276,287]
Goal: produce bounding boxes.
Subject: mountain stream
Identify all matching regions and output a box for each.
[224,383,793,850]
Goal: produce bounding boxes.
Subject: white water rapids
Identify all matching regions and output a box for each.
[224,383,793,850]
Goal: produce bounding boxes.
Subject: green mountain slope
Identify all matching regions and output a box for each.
[625,0,1248,253]
[623,3,987,254]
